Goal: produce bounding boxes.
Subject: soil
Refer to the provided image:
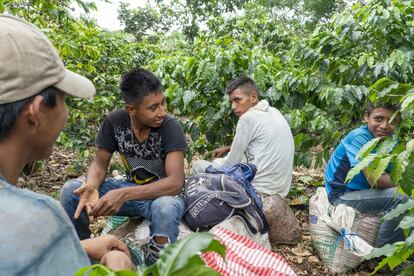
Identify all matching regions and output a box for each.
[17,146,397,275]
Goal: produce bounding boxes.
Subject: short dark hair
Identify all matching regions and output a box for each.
[0,86,57,141]
[120,68,164,104]
[226,76,260,96]
[366,100,399,115]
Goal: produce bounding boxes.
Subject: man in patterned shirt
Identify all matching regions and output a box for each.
[61,68,187,265]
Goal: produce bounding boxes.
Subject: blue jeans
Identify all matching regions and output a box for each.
[331,187,408,247]
[60,178,185,243]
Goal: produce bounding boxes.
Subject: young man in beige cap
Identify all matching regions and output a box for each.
[0,15,134,274]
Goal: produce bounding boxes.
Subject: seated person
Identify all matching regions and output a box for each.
[192,76,300,244]
[0,15,133,274]
[60,68,187,265]
[325,101,408,247]
[192,76,295,198]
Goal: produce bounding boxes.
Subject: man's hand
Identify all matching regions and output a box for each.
[363,170,396,189]
[90,189,125,217]
[80,235,130,261]
[213,146,231,158]
[73,184,99,220]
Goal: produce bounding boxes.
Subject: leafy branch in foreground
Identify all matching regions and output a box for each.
[76,232,226,276]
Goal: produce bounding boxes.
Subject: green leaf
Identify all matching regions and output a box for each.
[171,255,219,276]
[139,263,158,276]
[201,239,226,258]
[370,77,394,93]
[405,228,414,246]
[346,155,375,183]
[376,138,397,154]
[388,246,414,271]
[183,90,197,109]
[370,155,393,185]
[401,93,414,112]
[398,213,414,229]
[75,265,96,276]
[155,233,225,276]
[75,264,117,276]
[383,199,414,221]
[365,243,399,259]
[390,150,411,185]
[389,49,405,67]
[400,161,414,196]
[115,271,139,276]
[356,137,381,160]
[370,244,414,274]
[370,256,389,274]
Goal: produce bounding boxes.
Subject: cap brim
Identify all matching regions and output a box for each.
[54,69,96,98]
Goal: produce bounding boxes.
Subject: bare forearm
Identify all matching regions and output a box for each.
[213,146,231,158]
[86,160,108,189]
[120,176,184,201]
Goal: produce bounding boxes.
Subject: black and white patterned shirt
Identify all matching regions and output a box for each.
[96,109,187,185]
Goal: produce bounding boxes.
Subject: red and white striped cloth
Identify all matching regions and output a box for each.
[202,226,296,276]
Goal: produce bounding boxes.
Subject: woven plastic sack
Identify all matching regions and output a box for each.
[309,188,380,273]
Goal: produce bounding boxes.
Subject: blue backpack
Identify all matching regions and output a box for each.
[205,163,264,209]
[184,164,269,235]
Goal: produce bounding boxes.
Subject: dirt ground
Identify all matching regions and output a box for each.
[17,146,396,275]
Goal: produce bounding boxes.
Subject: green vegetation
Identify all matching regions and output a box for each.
[1,0,413,273]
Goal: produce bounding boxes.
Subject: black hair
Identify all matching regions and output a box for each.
[0,86,57,141]
[366,100,399,115]
[120,68,164,104]
[226,76,260,97]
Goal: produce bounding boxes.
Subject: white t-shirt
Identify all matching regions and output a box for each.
[222,100,294,197]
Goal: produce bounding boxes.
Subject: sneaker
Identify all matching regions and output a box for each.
[121,232,145,267]
[140,238,168,266]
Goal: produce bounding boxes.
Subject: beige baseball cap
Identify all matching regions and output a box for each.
[0,15,95,104]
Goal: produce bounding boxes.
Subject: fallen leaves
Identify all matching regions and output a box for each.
[291,248,313,257]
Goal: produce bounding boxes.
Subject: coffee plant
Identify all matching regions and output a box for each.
[1,0,414,273]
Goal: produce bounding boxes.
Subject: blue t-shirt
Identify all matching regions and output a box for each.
[325,125,373,200]
[0,176,90,275]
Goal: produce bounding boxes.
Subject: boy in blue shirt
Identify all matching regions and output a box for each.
[325,101,408,247]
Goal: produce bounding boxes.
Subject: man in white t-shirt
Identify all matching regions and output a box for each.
[192,76,301,245]
[193,76,294,198]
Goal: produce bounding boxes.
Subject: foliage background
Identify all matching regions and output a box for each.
[1,0,413,272]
